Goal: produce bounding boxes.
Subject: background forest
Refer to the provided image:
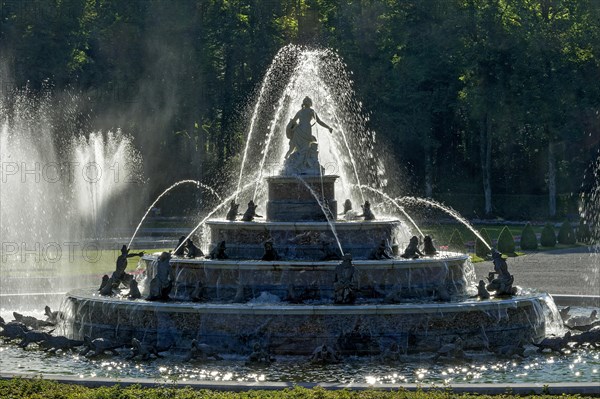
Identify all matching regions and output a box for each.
[1,0,599,220]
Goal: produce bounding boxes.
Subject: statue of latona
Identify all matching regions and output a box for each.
[283,96,332,175]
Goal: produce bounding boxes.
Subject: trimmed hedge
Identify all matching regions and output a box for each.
[449,229,465,252]
[520,223,538,250]
[497,226,516,254]
[557,219,576,245]
[0,378,587,399]
[475,228,492,258]
[540,223,557,247]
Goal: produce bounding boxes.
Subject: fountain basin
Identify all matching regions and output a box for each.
[64,289,549,356]
[142,253,473,301]
[206,219,404,259]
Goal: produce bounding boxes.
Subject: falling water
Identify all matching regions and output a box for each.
[238,47,381,208]
[127,180,222,248]
[236,44,300,202]
[330,113,365,203]
[295,176,344,255]
[72,130,144,236]
[579,153,600,293]
[396,196,492,250]
[252,70,301,200]
[359,185,424,238]
[173,179,261,255]
[0,88,144,296]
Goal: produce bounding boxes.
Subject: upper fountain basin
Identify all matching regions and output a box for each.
[206,218,403,259]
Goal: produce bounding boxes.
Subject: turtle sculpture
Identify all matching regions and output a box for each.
[39,336,84,352]
[127,338,169,360]
[19,329,54,348]
[565,310,598,328]
[0,320,28,341]
[435,337,465,359]
[246,343,275,365]
[309,344,341,364]
[13,312,53,329]
[570,328,600,348]
[532,332,572,353]
[80,336,123,357]
[183,339,223,362]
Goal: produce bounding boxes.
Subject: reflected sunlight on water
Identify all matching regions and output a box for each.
[1,340,598,384]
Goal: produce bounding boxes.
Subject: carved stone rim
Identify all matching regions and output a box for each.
[66,288,550,315]
[205,219,402,229]
[141,252,470,270]
[265,175,339,182]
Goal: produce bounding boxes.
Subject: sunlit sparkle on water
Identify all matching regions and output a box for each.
[0,341,598,384]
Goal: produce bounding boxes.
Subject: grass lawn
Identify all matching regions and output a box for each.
[0,248,170,278]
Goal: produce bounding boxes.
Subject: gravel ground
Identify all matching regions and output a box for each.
[474,246,600,296]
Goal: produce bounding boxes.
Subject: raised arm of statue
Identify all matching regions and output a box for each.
[126,251,144,258]
[314,111,332,133]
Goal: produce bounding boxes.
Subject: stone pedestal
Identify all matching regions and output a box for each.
[266,175,338,221]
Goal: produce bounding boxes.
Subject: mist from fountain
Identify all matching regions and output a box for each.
[72,130,143,237]
[0,91,144,295]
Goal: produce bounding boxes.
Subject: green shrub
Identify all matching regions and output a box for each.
[475,228,493,258]
[520,223,538,250]
[448,229,465,252]
[0,379,587,399]
[577,219,592,244]
[557,219,576,245]
[540,223,557,247]
[497,226,516,254]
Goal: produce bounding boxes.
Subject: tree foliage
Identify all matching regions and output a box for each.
[520,223,538,250]
[577,219,592,244]
[1,0,597,215]
[540,223,557,247]
[497,226,516,254]
[557,219,576,245]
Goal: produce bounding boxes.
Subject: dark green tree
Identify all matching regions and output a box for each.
[540,223,557,247]
[497,226,516,254]
[557,219,576,245]
[520,223,538,250]
[577,219,592,244]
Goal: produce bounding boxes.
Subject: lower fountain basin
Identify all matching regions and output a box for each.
[63,289,551,356]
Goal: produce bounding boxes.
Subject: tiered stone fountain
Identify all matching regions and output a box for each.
[64,97,556,357]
